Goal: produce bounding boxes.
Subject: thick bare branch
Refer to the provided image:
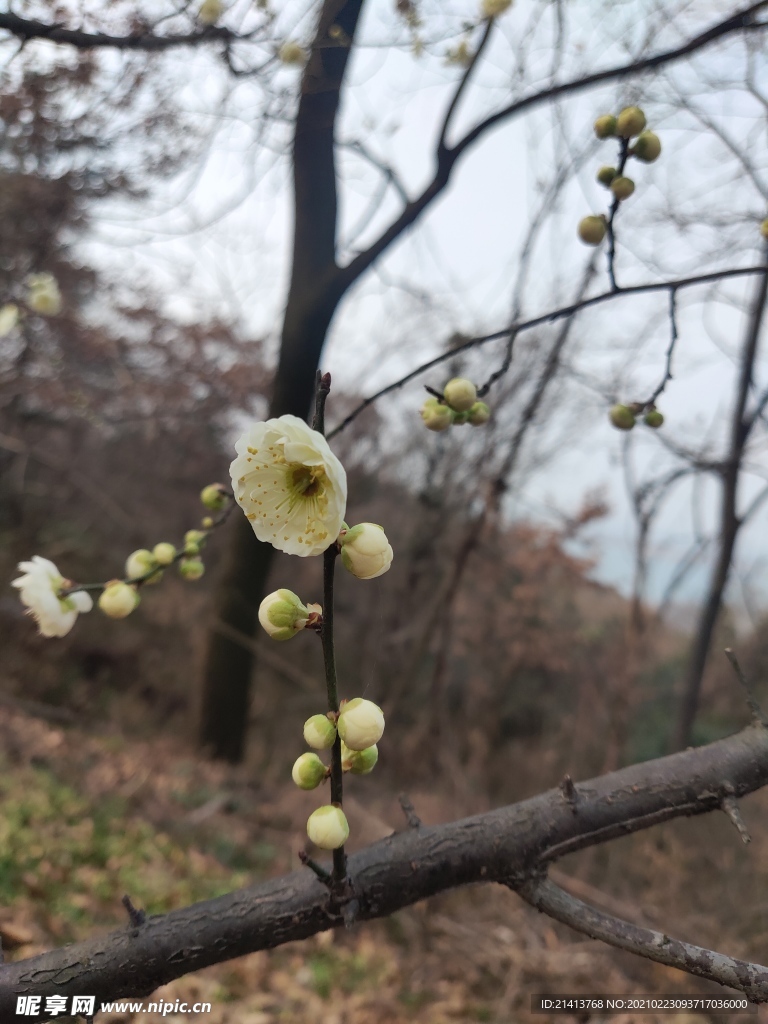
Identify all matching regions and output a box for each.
[3,723,768,1019]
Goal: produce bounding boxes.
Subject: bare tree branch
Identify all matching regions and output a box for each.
[3,722,768,1019]
[327,265,767,439]
[518,874,768,999]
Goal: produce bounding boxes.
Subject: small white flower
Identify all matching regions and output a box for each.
[231,415,347,557]
[26,273,62,316]
[12,556,92,637]
[307,805,349,850]
[258,589,310,641]
[339,523,393,580]
[337,698,385,751]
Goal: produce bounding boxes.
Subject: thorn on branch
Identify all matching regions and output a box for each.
[560,774,578,812]
[398,792,422,828]
[299,850,334,887]
[725,648,768,727]
[722,789,751,844]
[122,894,146,928]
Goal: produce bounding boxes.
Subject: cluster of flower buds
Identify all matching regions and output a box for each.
[578,107,661,246]
[294,698,385,850]
[609,402,664,431]
[420,378,490,432]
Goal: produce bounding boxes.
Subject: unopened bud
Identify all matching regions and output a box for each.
[644,409,664,429]
[306,805,349,850]
[258,588,309,640]
[200,483,228,511]
[125,549,161,584]
[596,165,617,187]
[184,529,205,556]
[304,714,337,750]
[341,741,378,775]
[337,697,385,751]
[98,581,139,619]
[443,377,477,412]
[578,215,607,245]
[593,114,617,139]
[610,176,635,201]
[421,398,453,432]
[26,273,62,316]
[279,40,306,65]
[292,753,326,791]
[179,558,205,581]
[152,542,177,566]
[631,131,661,163]
[198,0,222,24]
[616,106,646,139]
[339,523,393,580]
[609,404,636,431]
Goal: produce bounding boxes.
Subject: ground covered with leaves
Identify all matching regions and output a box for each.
[1,705,768,1024]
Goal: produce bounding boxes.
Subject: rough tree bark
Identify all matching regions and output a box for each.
[3,721,768,1019]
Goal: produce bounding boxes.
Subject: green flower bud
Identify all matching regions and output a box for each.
[468,401,490,426]
[593,114,617,139]
[201,516,214,529]
[98,581,139,619]
[200,483,228,511]
[125,549,161,585]
[596,165,617,187]
[292,753,326,790]
[610,176,635,201]
[341,741,378,775]
[179,558,205,581]
[337,697,385,751]
[644,409,664,429]
[631,131,661,162]
[304,714,337,750]
[616,106,646,139]
[443,377,478,412]
[578,215,607,246]
[258,588,309,640]
[152,542,177,566]
[339,523,393,580]
[306,805,349,850]
[184,529,205,556]
[420,398,453,432]
[609,404,636,431]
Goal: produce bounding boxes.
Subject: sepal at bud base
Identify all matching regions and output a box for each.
[258,589,309,640]
[421,398,452,432]
[443,377,477,412]
[304,714,337,750]
[292,753,326,790]
[306,805,349,850]
[337,697,385,750]
[339,523,393,580]
[99,581,139,619]
[341,741,378,775]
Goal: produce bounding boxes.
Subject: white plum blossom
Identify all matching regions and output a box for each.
[12,556,92,637]
[230,415,347,557]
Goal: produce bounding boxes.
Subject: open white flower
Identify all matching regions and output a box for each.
[12,556,92,637]
[231,415,347,557]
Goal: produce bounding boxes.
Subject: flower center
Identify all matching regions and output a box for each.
[289,465,323,498]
